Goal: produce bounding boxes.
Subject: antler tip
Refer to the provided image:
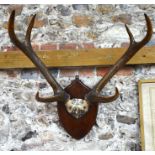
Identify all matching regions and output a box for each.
[144,13,151,24]
[32,14,37,20]
[11,10,15,16]
[124,24,129,31]
[144,13,149,21]
[144,13,148,17]
[30,14,37,24]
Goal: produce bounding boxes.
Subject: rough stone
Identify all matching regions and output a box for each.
[97,4,115,14]
[98,133,113,140]
[72,15,93,27]
[27,17,47,28]
[39,82,48,89]
[2,21,21,30]
[116,115,136,124]
[138,4,153,10]
[86,32,98,40]
[23,82,34,89]
[101,24,141,41]
[119,4,131,10]
[2,21,9,29]
[126,142,141,151]
[0,112,5,126]
[0,111,10,144]
[22,131,37,141]
[21,69,39,79]
[10,117,31,140]
[21,138,43,151]
[57,5,71,16]
[2,104,10,114]
[72,4,89,11]
[112,14,132,25]
[39,131,54,142]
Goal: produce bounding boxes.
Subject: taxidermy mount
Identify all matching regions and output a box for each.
[8,10,153,139]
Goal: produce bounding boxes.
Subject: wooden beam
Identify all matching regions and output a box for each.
[0,46,155,69]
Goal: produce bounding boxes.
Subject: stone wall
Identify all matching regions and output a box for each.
[0,4,155,151]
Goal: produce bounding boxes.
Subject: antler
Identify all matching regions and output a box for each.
[86,14,152,103]
[8,10,70,103]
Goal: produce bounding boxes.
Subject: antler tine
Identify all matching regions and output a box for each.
[25,14,36,46]
[35,92,62,102]
[8,10,70,103]
[86,14,152,103]
[141,14,152,44]
[125,24,134,43]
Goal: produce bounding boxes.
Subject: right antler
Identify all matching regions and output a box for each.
[8,10,70,103]
[85,13,153,104]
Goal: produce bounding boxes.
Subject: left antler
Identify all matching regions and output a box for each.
[85,14,153,103]
[8,10,70,103]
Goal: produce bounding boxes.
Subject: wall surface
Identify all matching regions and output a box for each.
[0,4,155,151]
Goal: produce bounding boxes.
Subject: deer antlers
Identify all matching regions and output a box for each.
[8,10,152,105]
[8,10,153,139]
